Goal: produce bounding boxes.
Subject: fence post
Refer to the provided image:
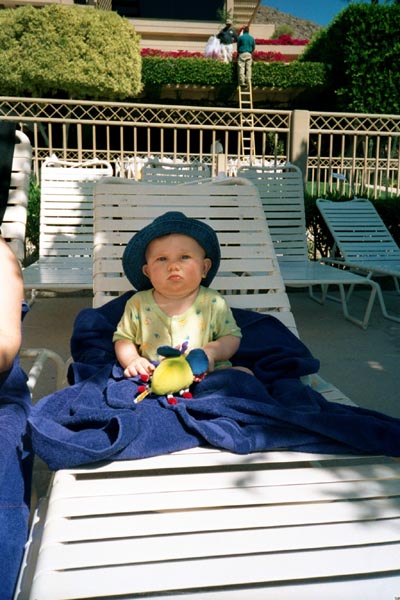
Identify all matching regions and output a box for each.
[289,109,310,183]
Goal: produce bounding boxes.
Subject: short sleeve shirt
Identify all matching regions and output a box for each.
[113,286,241,366]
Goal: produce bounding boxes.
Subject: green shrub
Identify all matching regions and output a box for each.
[141,56,328,90]
[301,3,400,113]
[271,25,295,40]
[142,57,234,86]
[0,5,142,100]
[25,178,40,262]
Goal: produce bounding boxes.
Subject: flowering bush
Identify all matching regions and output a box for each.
[141,48,204,59]
[251,51,286,62]
[255,34,309,46]
[140,35,308,64]
[142,48,290,63]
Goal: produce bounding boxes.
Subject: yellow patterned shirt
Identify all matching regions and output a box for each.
[113,286,241,367]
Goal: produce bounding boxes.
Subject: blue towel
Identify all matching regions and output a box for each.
[0,305,32,600]
[29,292,400,471]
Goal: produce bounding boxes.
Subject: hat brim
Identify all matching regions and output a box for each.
[122,212,221,291]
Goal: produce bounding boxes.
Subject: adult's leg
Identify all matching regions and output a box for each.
[246,55,253,85]
[220,44,229,63]
[238,54,246,85]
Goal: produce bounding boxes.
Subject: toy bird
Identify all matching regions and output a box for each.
[134,344,209,405]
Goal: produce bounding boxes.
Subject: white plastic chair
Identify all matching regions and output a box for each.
[1,130,31,263]
[141,159,211,184]
[317,197,400,323]
[238,163,380,329]
[22,156,113,302]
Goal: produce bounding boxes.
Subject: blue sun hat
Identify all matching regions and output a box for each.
[122,211,221,291]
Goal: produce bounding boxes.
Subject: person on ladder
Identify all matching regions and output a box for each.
[237,26,256,88]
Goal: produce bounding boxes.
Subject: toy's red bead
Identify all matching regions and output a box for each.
[167,397,178,405]
[182,391,192,399]
[140,374,150,382]
[137,385,147,393]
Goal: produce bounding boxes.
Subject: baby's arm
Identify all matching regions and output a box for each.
[114,339,155,378]
[203,335,241,372]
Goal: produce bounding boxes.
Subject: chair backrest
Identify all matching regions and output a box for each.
[93,177,297,333]
[141,160,211,184]
[317,198,400,263]
[39,157,113,259]
[1,130,32,262]
[237,163,308,261]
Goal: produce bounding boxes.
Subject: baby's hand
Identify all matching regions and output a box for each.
[124,357,155,378]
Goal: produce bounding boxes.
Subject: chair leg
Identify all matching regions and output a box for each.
[20,348,66,393]
[26,289,37,307]
[310,282,378,329]
[393,276,400,294]
[374,284,400,323]
[337,282,379,329]
[308,284,330,304]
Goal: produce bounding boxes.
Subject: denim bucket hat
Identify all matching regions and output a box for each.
[122,211,221,291]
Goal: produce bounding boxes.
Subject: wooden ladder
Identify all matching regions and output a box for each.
[238,84,255,162]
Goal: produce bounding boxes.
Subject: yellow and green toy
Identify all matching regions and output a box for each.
[134,343,209,405]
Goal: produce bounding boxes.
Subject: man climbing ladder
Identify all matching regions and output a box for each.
[237,26,256,87]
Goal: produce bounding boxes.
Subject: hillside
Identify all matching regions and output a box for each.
[253,5,322,40]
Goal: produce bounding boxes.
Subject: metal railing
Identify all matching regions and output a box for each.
[1,96,399,198]
[308,111,400,198]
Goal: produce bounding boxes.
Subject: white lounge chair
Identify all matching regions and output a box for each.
[1,130,31,263]
[15,179,400,600]
[22,156,113,302]
[317,197,400,323]
[141,159,211,184]
[237,163,380,329]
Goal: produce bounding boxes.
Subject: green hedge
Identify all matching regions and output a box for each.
[301,4,400,113]
[141,57,328,89]
[0,5,142,100]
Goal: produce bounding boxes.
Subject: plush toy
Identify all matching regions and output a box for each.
[134,344,209,405]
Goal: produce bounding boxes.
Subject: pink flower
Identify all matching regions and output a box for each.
[254,35,309,46]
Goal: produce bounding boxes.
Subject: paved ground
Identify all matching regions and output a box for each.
[289,289,400,419]
[21,288,400,500]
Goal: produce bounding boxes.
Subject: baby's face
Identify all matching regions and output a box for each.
[142,234,211,297]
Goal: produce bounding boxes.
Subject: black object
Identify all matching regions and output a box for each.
[0,121,17,228]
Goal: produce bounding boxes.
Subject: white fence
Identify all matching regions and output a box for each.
[1,96,399,198]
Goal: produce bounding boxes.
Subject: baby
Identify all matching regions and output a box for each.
[113,211,250,379]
